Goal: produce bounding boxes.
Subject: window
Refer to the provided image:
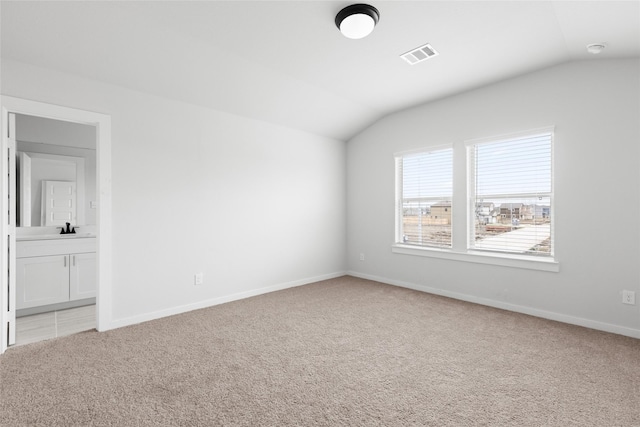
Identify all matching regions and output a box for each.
[395,147,453,248]
[393,128,557,272]
[467,130,553,257]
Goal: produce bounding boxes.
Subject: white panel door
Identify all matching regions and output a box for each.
[3,113,17,349]
[42,180,76,226]
[69,252,97,301]
[16,255,69,310]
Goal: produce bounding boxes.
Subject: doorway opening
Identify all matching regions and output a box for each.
[1,96,112,354]
[14,114,97,346]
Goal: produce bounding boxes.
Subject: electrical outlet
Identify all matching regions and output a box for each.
[622,290,635,305]
[194,273,204,286]
[359,253,365,261]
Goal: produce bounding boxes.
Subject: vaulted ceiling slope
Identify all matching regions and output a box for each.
[2,1,639,141]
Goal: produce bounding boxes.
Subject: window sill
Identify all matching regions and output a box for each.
[391,244,559,272]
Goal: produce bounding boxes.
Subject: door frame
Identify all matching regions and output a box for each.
[1,96,112,354]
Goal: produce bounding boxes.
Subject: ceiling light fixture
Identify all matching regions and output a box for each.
[335,4,380,39]
[587,43,606,54]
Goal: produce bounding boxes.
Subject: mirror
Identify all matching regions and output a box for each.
[19,152,84,227]
[15,114,96,229]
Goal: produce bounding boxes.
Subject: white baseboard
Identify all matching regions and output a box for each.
[348,270,640,340]
[106,271,347,331]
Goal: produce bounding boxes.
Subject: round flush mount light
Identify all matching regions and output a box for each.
[335,4,380,39]
[587,43,606,54]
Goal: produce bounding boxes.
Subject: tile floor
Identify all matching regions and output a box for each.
[14,304,96,347]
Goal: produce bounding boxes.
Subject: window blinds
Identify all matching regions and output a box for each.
[397,147,453,248]
[468,132,553,256]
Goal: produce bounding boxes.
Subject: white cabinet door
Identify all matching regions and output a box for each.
[69,252,97,301]
[16,255,69,310]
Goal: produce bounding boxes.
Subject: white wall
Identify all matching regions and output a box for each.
[2,59,347,327]
[3,57,637,338]
[347,59,640,337]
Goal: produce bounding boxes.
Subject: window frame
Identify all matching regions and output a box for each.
[466,127,555,258]
[392,128,559,273]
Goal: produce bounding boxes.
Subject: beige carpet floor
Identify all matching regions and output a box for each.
[1,276,639,426]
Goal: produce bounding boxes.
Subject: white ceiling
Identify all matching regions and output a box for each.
[2,1,639,141]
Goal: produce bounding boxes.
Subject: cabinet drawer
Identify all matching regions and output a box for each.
[16,238,96,258]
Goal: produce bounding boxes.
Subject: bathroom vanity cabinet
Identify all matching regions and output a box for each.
[16,237,96,310]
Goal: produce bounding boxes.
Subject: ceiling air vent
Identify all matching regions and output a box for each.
[400,43,439,65]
